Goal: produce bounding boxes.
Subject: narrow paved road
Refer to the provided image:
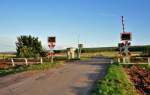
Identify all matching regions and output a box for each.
[0,57,110,95]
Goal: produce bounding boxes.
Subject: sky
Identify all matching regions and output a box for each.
[0,0,150,52]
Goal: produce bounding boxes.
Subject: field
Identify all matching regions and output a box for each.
[124,65,150,95]
[81,51,142,58]
[0,54,16,59]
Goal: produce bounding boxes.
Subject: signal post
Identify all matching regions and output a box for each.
[48,36,56,63]
[77,44,83,59]
[118,16,132,63]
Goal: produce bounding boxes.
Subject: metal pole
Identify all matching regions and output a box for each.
[122,16,125,33]
[77,48,81,59]
[50,49,54,63]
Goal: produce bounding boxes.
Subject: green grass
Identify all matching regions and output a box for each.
[92,64,138,95]
[78,52,117,59]
[54,56,67,61]
[0,65,27,77]
[0,62,63,77]
[121,64,150,70]
[80,57,91,61]
[28,62,63,70]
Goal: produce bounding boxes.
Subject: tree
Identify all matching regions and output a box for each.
[144,46,150,56]
[16,35,43,58]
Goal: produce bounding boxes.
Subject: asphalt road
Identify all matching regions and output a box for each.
[0,57,111,95]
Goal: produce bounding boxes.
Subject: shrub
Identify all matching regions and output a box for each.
[16,35,43,58]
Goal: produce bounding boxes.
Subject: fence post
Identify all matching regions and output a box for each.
[11,58,15,66]
[118,58,120,63]
[25,58,28,65]
[110,59,114,64]
[148,58,150,65]
[40,57,43,64]
[123,57,126,63]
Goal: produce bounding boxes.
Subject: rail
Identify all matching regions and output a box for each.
[117,57,150,65]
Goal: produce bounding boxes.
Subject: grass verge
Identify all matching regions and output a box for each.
[0,62,63,77]
[92,64,138,95]
[121,64,150,70]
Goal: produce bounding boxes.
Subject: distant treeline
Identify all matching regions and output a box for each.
[54,45,150,53]
[1,45,150,54]
[81,47,117,53]
[53,47,117,53]
[129,45,150,52]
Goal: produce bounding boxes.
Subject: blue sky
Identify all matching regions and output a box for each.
[0,0,150,51]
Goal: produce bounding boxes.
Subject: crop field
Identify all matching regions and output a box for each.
[124,65,150,95]
[0,54,16,59]
[80,51,142,58]
[81,51,117,58]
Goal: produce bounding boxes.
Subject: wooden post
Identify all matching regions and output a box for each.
[110,59,113,64]
[25,58,28,65]
[127,57,130,63]
[51,54,53,63]
[40,57,43,64]
[148,58,150,65]
[123,57,126,63]
[11,58,15,66]
[118,58,120,63]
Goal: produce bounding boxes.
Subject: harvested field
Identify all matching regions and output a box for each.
[0,63,11,69]
[125,65,150,95]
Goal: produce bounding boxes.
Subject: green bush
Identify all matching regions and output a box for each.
[16,35,43,58]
